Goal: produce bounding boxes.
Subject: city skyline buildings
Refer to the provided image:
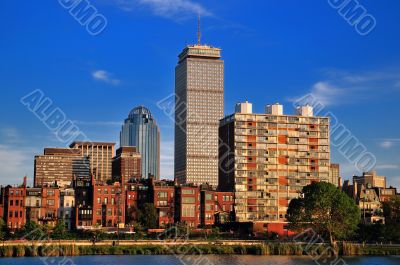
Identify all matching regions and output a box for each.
[174,43,225,187]
[120,106,160,179]
[2,2,400,188]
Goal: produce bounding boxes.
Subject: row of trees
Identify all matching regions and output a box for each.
[287,182,400,245]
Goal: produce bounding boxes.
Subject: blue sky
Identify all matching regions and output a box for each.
[1,0,400,187]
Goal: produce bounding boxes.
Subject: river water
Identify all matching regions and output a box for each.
[0,255,399,265]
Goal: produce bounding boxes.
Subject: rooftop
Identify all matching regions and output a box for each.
[178,45,222,63]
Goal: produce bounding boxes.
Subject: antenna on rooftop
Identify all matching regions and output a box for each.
[197,14,201,45]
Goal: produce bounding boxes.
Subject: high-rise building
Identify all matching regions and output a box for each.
[34,148,90,187]
[175,43,224,187]
[70,142,115,182]
[219,102,330,232]
[112,146,142,184]
[329,163,342,187]
[120,106,160,179]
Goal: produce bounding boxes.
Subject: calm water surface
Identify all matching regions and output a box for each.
[0,255,399,265]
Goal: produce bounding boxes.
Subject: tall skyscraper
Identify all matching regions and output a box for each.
[69,141,115,182]
[174,38,224,187]
[219,102,330,232]
[120,106,160,179]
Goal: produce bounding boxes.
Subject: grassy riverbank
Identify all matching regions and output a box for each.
[0,242,400,257]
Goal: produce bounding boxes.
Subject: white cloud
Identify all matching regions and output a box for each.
[380,141,394,149]
[375,164,400,170]
[309,82,346,106]
[73,120,122,126]
[108,0,211,19]
[376,138,400,149]
[290,69,400,107]
[92,70,120,85]
[0,127,22,144]
[0,145,35,186]
[290,81,346,106]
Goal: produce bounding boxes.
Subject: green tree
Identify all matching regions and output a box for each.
[20,221,46,240]
[0,218,8,241]
[51,220,67,239]
[138,203,158,230]
[382,195,400,241]
[131,221,145,240]
[287,182,361,245]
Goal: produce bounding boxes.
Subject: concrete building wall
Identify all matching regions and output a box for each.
[219,102,331,223]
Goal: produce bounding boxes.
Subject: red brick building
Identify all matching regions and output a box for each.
[0,177,27,230]
[174,185,201,228]
[112,147,141,184]
[92,181,125,228]
[200,188,215,227]
[25,186,60,228]
[213,191,235,225]
[40,187,60,227]
[149,179,175,228]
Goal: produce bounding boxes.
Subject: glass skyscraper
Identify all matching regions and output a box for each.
[120,106,160,179]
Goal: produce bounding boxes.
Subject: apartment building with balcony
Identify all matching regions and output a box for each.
[219,102,331,235]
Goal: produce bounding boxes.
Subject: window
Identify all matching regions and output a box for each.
[16,200,19,206]
[158,192,168,199]
[182,197,195,204]
[182,205,195,217]
[9,200,13,206]
[104,198,108,204]
[182,189,194,195]
[47,199,55,206]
